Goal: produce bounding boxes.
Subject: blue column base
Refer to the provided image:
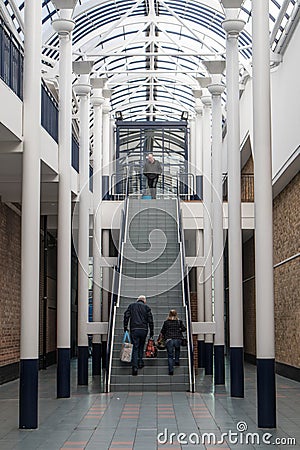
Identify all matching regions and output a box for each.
[198,340,205,368]
[102,341,107,369]
[257,358,276,428]
[205,342,213,375]
[19,359,38,429]
[57,348,71,398]
[214,345,225,385]
[78,346,89,385]
[102,176,110,200]
[230,347,244,397]
[195,175,203,200]
[92,343,102,376]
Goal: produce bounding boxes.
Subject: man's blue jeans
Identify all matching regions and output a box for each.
[131,329,148,369]
[166,339,181,373]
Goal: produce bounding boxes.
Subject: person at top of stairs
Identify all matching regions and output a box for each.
[143,153,162,199]
[123,295,154,376]
[159,309,186,376]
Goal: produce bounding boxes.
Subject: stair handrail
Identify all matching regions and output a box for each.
[176,197,195,392]
[105,191,130,392]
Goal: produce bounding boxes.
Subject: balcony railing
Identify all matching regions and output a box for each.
[0,19,23,99]
[89,165,93,192]
[41,83,58,143]
[110,171,196,201]
[241,174,254,202]
[72,136,79,172]
[222,173,254,202]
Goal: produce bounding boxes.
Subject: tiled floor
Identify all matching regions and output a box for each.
[0,360,299,449]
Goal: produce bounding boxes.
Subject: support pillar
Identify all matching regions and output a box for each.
[196,230,205,368]
[201,94,213,375]
[190,116,196,198]
[110,115,115,180]
[19,0,42,429]
[195,102,203,200]
[208,80,225,385]
[91,82,104,376]
[253,0,276,428]
[52,7,75,399]
[102,229,110,368]
[102,102,110,200]
[73,68,92,386]
[222,16,246,398]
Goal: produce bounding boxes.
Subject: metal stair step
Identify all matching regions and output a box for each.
[108,198,191,393]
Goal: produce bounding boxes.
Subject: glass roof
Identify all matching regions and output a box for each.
[2,0,298,121]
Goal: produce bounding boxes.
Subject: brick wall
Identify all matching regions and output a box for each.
[0,204,58,382]
[273,173,300,368]
[243,173,300,369]
[0,203,21,368]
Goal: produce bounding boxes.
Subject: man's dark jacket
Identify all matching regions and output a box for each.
[124,300,154,336]
[143,159,162,179]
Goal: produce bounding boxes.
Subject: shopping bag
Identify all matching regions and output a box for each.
[181,338,187,347]
[156,333,166,350]
[120,331,133,363]
[145,338,158,358]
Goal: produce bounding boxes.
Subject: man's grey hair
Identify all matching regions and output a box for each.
[137,295,146,303]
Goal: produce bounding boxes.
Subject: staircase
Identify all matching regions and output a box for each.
[107,198,194,392]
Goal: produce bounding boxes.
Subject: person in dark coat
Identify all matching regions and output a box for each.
[143,153,162,199]
[124,295,154,376]
[159,309,186,375]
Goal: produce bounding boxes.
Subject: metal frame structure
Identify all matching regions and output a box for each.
[2,0,299,123]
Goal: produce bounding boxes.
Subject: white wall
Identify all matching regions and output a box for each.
[0,80,22,140]
[239,20,300,179]
[270,22,300,178]
[239,79,253,151]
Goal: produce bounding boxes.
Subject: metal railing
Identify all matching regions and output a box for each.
[41,82,58,142]
[110,171,196,201]
[105,196,129,393]
[0,19,23,99]
[222,173,254,202]
[241,173,254,202]
[72,135,79,172]
[176,197,195,393]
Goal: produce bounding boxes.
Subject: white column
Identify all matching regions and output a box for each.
[208,82,225,385]
[102,101,110,199]
[101,99,111,357]
[190,116,196,197]
[110,115,115,178]
[19,0,42,429]
[195,103,203,200]
[91,87,104,375]
[201,94,213,375]
[102,229,110,325]
[252,0,276,428]
[73,74,91,385]
[52,9,75,399]
[101,228,110,366]
[195,105,203,174]
[196,229,205,368]
[222,17,245,398]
